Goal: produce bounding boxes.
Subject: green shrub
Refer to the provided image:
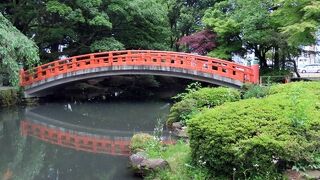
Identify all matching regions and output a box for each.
[188,82,320,179]
[0,88,18,106]
[167,87,241,125]
[242,84,270,99]
[167,98,198,126]
[130,133,156,153]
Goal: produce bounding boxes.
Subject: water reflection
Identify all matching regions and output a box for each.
[21,119,132,156]
[0,101,171,180]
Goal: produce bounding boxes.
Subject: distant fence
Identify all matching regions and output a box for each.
[259,75,291,85]
[260,75,320,85]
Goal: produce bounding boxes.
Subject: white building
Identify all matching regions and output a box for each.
[296,44,320,68]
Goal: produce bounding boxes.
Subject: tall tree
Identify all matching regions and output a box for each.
[204,0,320,71]
[0,0,170,62]
[273,0,320,47]
[107,0,170,50]
[0,12,39,86]
[162,0,217,51]
[203,0,283,67]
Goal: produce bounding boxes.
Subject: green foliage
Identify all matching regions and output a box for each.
[168,86,241,125]
[203,0,320,71]
[145,141,211,180]
[161,0,215,51]
[0,88,18,106]
[167,98,198,126]
[90,37,124,52]
[0,0,170,62]
[129,133,165,158]
[182,87,241,108]
[172,82,202,101]
[130,133,156,153]
[242,84,270,99]
[273,0,320,47]
[203,0,280,64]
[0,13,39,86]
[46,1,73,16]
[107,0,170,50]
[188,82,320,179]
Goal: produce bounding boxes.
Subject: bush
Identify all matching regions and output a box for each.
[188,82,320,178]
[167,87,241,125]
[242,84,270,99]
[130,133,156,153]
[0,88,18,106]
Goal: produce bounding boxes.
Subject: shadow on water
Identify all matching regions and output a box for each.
[0,101,173,180]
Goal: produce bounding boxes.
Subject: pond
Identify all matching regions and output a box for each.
[0,101,172,180]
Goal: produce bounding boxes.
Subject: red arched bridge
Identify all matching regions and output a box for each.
[20,50,259,97]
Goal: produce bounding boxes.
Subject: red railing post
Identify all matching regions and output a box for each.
[19,68,25,86]
[251,64,260,84]
[108,52,113,65]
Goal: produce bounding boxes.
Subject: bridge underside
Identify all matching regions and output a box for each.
[23,65,244,97]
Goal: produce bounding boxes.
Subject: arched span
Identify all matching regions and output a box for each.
[20,50,259,97]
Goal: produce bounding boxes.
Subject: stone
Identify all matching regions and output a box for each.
[129,152,170,176]
[284,169,320,180]
[140,159,169,171]
[304,170,320,179]
[172,125,188,138]
[129,152,147,167]
[172,122,183,129]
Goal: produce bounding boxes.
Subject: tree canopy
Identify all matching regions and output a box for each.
[0,0,170,61]
[203,0,320,71]
[0,12,39,86]
[273,0,320,47]
[0,0,319,80]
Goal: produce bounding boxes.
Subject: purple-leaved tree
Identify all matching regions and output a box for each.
[177,29,217,55]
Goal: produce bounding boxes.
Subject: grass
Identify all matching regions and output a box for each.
[144,141,210,180]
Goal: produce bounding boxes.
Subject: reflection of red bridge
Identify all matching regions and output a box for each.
[21,120,130,156]
[20,120,174,156]
[20,50,259,97]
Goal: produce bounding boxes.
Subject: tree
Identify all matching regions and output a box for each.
[177,29,217,55]
[203,0,319,75]
[0,0,170,61]
[0,12,39,86]
[107,0,170,50]
[203,0,282,67]
[273,0,320,47]
[162,0,217,51]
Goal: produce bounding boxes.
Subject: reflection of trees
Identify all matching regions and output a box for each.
[5,132,46,180]
[11,140,45,180]
[0,108,45,180]
[94,167,118,180]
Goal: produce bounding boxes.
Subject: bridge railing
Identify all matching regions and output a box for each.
[20,50,259,86]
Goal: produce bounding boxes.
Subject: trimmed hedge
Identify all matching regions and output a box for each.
[188,82,320,178]
[167,87,241,125]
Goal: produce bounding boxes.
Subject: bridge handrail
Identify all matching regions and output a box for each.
[20,50,259,86]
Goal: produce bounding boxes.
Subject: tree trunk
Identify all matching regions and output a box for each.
[287,53,300,78]
[281,53,286,70]
[274,46,280,70]
[255,50,268,70]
